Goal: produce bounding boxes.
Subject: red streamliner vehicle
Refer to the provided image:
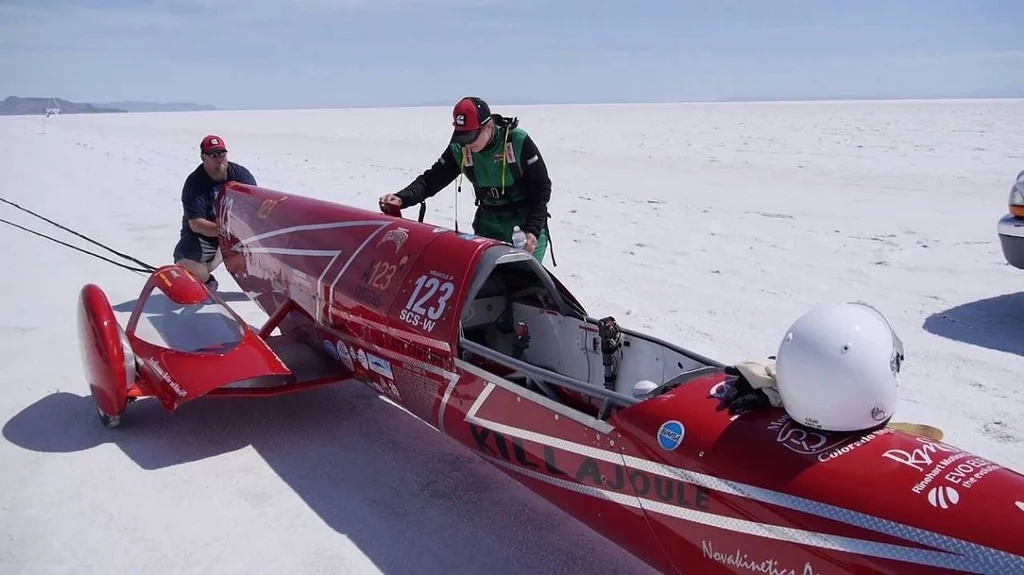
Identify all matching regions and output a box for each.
[76,182,1024,575]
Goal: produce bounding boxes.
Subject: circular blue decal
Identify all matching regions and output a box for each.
[657,420,685,451]
[323,340,339,360]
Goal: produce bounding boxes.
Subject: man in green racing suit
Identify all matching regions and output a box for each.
[379,96,553,262]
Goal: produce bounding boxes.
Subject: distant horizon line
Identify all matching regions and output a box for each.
[192,93,1024,112]
[6,93,1023,115]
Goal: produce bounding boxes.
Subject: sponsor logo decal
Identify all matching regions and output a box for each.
[335,341,354,371]
[377,227,409,253]
[767,414,889,462]
[657,420,685,450]
[468,423,711,511]
[371,379,402,402]
[927,486,959,510]
[257,197,287,219]
[323,339,339,360]
[456,232,490,243]
[881,436,1001,508]
[146,358,186,398]
[702,540,820,575]
[366,352,394,380]
[359,351,400,401]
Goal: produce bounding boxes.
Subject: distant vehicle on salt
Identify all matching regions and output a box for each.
[44,98,61,117]
[997,170,1024,269]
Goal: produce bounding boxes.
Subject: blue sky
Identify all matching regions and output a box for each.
[1,0,1021,109]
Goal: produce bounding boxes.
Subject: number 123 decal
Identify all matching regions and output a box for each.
[399,274,454,332]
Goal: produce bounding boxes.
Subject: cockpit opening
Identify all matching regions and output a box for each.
[455,245,725,421]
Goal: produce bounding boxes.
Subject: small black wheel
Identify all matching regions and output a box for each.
[97,406,120,429]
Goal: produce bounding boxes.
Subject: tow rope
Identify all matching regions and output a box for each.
[0,197,158,275]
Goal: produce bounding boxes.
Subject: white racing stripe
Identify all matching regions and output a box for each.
[237,220,386,245]
[484,454,999,573]
[230,218,391,324]
[235,247,339,256]
[464,383,1024,574]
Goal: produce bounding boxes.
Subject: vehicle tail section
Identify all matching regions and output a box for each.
[611,373,1024,574]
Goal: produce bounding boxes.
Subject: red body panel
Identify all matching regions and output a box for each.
[75,181,1024,574]
[148,264,209,306]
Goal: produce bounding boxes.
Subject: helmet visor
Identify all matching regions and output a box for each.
[848,301,904,374]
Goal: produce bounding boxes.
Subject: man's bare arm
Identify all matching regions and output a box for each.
[188,218,219,237]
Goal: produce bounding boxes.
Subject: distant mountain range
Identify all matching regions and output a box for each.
[4,92,1019,117]
[0,96,217,116]
[91,100,218,113]
[1,96,120,116]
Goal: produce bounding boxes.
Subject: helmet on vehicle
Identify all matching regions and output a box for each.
[774,301,903,432]
[632,380,659,399]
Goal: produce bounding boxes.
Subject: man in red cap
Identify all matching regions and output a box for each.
[173,134,257,289]
[379,96,553,262]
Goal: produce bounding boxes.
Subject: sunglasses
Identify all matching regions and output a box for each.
[204,150,227,158]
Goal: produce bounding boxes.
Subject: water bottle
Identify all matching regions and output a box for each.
[512,225,527,249]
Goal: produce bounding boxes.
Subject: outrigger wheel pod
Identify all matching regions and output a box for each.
[77,283,137,428]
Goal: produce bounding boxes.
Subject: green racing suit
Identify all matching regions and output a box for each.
[394,115,552,262]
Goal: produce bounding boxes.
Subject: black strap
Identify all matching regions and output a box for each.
[508,152,524,181]
[545,213,557,267]
[475,195,528,212]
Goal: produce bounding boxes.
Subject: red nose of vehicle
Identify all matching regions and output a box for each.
[152,265,210,305]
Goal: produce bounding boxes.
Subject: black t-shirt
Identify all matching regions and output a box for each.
[179,161,257,236]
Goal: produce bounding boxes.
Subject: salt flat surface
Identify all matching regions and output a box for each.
[1,98,1023,574]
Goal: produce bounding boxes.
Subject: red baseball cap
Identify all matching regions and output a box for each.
[200,134,227,154]
[451,97,492,145]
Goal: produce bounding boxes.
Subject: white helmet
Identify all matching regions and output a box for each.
[774,301,903,432]
[632,380,659,399]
